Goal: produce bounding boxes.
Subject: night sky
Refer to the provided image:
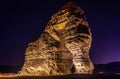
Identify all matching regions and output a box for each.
[0,0,120,66]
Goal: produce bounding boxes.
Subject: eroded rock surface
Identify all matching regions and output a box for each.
[19,2,94,76]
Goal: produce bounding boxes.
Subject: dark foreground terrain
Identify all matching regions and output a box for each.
[0,74,120,79]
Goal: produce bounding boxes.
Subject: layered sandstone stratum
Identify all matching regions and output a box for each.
[19,2,94,76]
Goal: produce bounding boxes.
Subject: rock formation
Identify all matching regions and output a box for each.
[19,2,94,76]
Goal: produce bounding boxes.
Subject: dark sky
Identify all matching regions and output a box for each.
[0,0,120,66]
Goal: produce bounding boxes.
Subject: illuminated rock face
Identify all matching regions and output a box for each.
[19,2,94,76]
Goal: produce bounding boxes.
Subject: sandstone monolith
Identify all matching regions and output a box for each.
[19,2,94,76]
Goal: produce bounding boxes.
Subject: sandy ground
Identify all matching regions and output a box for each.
[0,74,120,79]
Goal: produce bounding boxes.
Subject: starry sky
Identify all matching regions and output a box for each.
[0,0,120,66]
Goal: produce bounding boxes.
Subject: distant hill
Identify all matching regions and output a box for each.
[94,62,120,74]
[0,65,21,73]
